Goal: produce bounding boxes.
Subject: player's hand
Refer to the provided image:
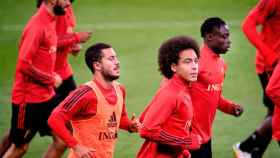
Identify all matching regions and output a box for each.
[129,113,142,133]
[232,104,244,117]
[187,134,201,150]
[178,149,191,158]
[78,32,92,43]
[73,144,96,158]
[71,44,82,56]
[54,73,62,88]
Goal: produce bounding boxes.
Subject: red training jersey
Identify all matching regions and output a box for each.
[137,74,197,158]
[55,5,81,80]
[190,44,236,144]
[11,3,57,105]
[242,0,280,73]
[48,79,132,147]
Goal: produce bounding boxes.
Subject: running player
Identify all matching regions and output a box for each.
[2,1,70,158]
[137,36,201,158]
[48,43,141,158]
[190,17,244,158]
[233,0,280,157]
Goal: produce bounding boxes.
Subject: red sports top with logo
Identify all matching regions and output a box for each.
[242,0,280,73]
[55,5,81,80]
[137,74,197,158]
[190,45,236,144]
[48,79,132,149]
[243,0,280,141]
[11,3,57,105]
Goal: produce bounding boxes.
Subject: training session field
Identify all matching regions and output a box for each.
[0,0,279,157]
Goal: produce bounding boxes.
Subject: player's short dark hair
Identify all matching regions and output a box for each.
[200,17,226,37]
[158,36,200,79]
[37,0,44,8]
[85,43,112,74]
[37,0,74,8]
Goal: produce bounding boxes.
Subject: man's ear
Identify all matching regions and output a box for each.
[171,63,177,73]
[205,33,213,41]
[93,61,101,71]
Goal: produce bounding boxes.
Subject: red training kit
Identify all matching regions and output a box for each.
[12,3,57,105]
[190,44,237,144]
[138,74,199,158]
[243,0,280,141]
[55,5,81,80]
[48,79,132,147]
[242,0,280,73]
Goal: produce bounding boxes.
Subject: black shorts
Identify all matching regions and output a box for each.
[258,72,274,112]
[190,140,212,158]
[10,95,60,147]
[55,75,76,103]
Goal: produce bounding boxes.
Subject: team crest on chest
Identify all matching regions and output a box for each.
[49,46,57,54]
[184,120,192,130]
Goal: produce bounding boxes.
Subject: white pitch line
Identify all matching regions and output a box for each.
[1,20,242,32]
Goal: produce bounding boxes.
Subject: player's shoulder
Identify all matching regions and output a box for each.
[256,0,277,12]
[112,81,124,88]
[114,81,126,96]
[157,82,182,99]
[69,85,95,100]
[23,17,43,34]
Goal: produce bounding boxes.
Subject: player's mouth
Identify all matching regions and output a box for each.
[190,72,198,78]
[114,66,120,72]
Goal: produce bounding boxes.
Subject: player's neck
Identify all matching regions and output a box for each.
[93,75,114,89]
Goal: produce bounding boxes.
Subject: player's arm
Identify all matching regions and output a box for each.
[242,0,278,67]
[18,28,55,86]
[119,105,141,133]
[48,86,95,148]
[57,33,80,48]
[218,95,243,117]
[118,85,141,132]
[57,32,92,48]
[140,93,196,147]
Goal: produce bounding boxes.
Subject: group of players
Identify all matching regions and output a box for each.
[0,0,280,158]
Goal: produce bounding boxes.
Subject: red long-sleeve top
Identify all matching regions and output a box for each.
[55,5,81,80]
[11,3,57,105]
[137,74,197,158]
[242,0,280,73]
[190,45,237,144]
[48,79,132,147]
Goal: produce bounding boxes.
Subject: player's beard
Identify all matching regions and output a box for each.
[53,3,66,16]
[101,70,120,82]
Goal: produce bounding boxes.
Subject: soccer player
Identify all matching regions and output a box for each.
[54,0,92,102]
[1,0,91,157]
[47,0,92,156]
[189,17,244,158]
[137,36,201,158]
[37,0,92,103]
[48,43,141,158]
[233,0,280,157]
[1,0,70,158]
